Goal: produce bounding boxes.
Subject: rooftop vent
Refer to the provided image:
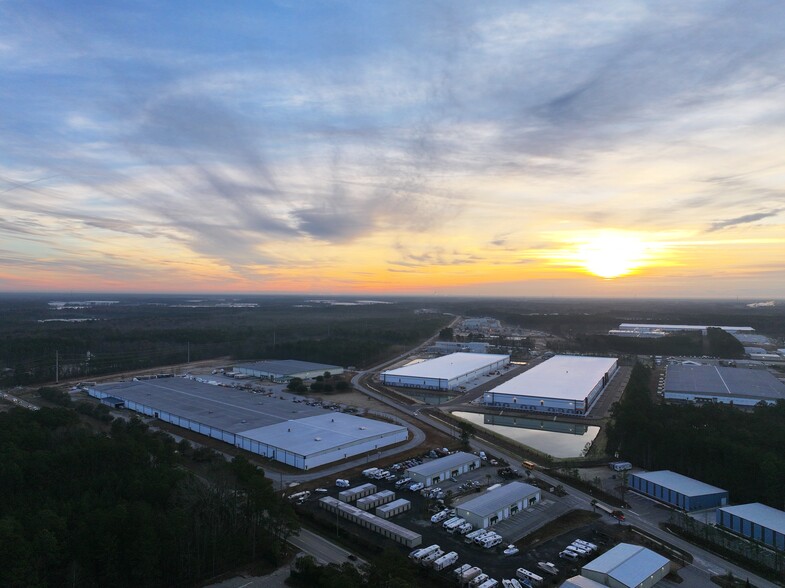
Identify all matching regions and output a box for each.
[314,437,322,441]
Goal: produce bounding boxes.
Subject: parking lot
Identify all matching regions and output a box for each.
[300,451,624,584]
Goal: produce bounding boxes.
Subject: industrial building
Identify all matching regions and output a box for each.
[628,470,728,511]
[319,497,422,548]
[88,378,406,470]
[580,543,670,588]
[233,359,343,381]
[380,352,509,391]
[405,452,481,487]
[429,341,491,354]
[357,490,396,511]
[716,503,785,551]
[455,481,540,529]
[339,483,377,503]
[610,323,754,338]
[483,355,618,416]
[663,364,785,407]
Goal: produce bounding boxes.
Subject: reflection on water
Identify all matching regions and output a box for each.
[453,411,599,458]
[399,391,457,405]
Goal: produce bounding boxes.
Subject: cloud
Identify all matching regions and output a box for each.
[706,211,781,232]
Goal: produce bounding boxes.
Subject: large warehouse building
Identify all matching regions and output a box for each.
[233,359,343,381]
[455,481,540,529]
[405,452,481,487]
[663,364,785,407]
[580,543,671,588]
[88,378,406,470]
[380,352,509,391]
[716,503,785,551]
[628,470,728,511]
[483,355,618,416]
[610,323,754,338]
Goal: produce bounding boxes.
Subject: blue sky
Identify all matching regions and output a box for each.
[1,1,785,296]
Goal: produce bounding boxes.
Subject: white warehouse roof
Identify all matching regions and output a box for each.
[456,481,539,517]
[582,543,669,588]
[488,355,617,401]
[238,412,406,457]
[406,452,479,478]
[382,352,509,381]
[719,503,785,536]
[619,323,754,333]
[632,470,726,497]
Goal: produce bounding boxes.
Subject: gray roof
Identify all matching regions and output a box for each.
[455,482,539,517]
[234,359,342,376]
[664,364,785,401]
[632,470,727,497]
[719,503,785,536]
[406,452,479,477]
[377,498,410,512]
[320,497,421,542]
[583,543,669,588]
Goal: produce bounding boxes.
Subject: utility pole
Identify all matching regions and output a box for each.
[55,350,59,384]
[187,342,190,363]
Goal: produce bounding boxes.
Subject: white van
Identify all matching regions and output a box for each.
[335,479,350,488]
[559,550,579,561]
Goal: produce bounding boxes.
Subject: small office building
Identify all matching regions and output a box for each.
[628,470,728,511]
[455,481,540,529]
[581,543,670,588]
[717,503,785,551]
[319,497,422,548]
[405,452,481,487]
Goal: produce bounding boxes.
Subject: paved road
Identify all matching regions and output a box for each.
[0,390,40,410]
[288,528,365,567]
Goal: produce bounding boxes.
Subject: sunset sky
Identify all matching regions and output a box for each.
[2,1,784,297]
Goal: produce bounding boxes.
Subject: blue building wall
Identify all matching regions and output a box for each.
[628,473,729,511]
[716,510,785,551]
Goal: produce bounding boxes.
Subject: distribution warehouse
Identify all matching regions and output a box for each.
[628,470,728,511]
[88,378,407,469]
[455,481,540,529]
[716,503,785,551]
[579,543,671,588]
[380,352,509,390]
[233,359,343,380]
[483,355,618,415]
[663,364,785,406]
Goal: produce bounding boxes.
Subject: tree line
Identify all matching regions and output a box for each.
[0,405,298,588]
[607,364,785,507]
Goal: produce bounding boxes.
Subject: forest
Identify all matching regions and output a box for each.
[0,295,449,385]
[607,364,785,507]
[0,405,298,588]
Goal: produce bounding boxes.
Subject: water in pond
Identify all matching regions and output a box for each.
[453,411,600,458]
[399,391,457,405]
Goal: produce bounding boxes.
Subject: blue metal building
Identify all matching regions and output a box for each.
[716,503,785,551]
[628,470,728,511]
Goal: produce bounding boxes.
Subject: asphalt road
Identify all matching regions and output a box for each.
[288,528,365,567]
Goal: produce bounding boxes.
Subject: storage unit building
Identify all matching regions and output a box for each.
[455,481,540,529]
[376,498,411,519]
[406,452,481,487]
[483,355,618,416]
[581,543,670,588]
[663,364,785,407]
[628,470,728,511]
[381,353,510,391]
[716,503,785,551]
[339,483,377,503]
[233,359,343,381]
[319,497,422,548]
[357,490,396,511]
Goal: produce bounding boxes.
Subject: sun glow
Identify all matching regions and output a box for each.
[575,233,652,279]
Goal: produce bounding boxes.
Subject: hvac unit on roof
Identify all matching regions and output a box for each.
[359,426,367,430]
[314,437,321,441]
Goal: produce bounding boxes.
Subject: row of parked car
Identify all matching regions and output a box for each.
[558,538,598,561]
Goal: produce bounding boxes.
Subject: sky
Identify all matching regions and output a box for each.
[1,0,784,298]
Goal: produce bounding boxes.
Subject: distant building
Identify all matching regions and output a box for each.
[380,352,509,391]
[628,470,728,511]
[483,355,618,416]
[580,543,671,588]
[716,503,785,551]
[233,359,343,381]
[610,323,754,338]
[429,341,491,354]
[663,364,785,407]
[461,317,502,332]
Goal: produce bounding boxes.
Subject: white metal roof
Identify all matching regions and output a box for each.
[382,352,509,381]
[376,498,411,512]
[632,470,727,497]
[487,355,617,401]
[455,482,539,517]
[583,543,669,588]
[238,412,406,457]
[719,503,785,536]
[561,577,606,588]
[234,359,342,376]
[406,452,479,477]
[618,323,754,332]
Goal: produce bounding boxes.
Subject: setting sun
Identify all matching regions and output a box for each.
[576,233,651,279]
